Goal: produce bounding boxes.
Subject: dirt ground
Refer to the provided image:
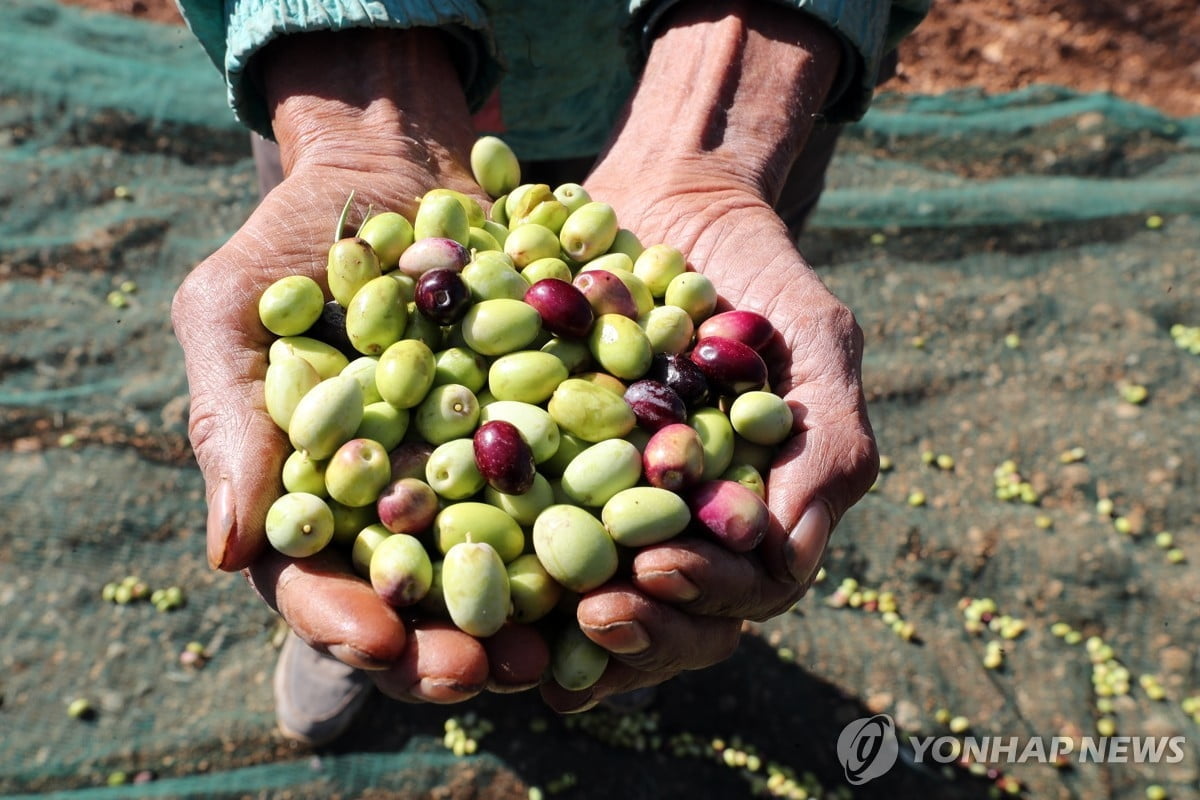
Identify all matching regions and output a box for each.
[4,2,1199,800]
[58,0,1200,118]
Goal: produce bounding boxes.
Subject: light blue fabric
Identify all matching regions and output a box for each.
[174,0,498,144]
[629,0,930,123]
[174,0,929,159]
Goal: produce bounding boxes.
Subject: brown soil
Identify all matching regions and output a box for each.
[60,0,1200,117]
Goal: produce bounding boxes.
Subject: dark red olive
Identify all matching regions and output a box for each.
[696,310,776,352]
[415,268,471,325]
[572,269,638,319]
[623,379,687,431]
[389,441,435,481]
[377,477,440,535]
[642,423,705,492]
[689,336,768,396]
[523,278,595,339]
[473,420,536,495]
[687,479,770,552]
[646,352,710,409]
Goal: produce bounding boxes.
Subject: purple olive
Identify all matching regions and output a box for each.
[473,419,536,495]
[572,269,638,319]
[689,336,768,396]
[687,479,770,553]
[524,278,595,339]
[306,300,355,356]
[377,477,440,535]
[642,423,705,492]
[696,310,776,352]
[623,379,687,431]
[390,441,435,481]
[415,268,471,325]
[397,237,470,279]
[646,352,710,409]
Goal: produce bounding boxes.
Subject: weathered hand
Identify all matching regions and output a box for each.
[174,155,518,698]
[541,174,877,710]
[170,27,543,701]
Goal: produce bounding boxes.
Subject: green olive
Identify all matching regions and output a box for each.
[265,492,335,558]
[559,202,618,263]
[259,275,324,336]
[327,237,381,309]
[358,211,414,269]
[413,192,471,246]
[470,136,521,199]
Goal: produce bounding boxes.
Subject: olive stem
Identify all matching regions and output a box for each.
[356,203,376,236]
[335,190,356,243]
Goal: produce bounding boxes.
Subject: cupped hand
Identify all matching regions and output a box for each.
[541,165,879,712]
[169,25,561,702]
[172,148,517,699]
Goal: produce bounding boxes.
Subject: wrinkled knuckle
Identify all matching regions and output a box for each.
[170,271,200,331]
[184,396,221,470]
[849,430,881,500]
[171,258,223,334]
[828,301,865,351]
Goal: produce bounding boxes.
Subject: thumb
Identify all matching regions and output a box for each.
[758,407,878,587]
[756,334,878,586]
[172,254,290,571]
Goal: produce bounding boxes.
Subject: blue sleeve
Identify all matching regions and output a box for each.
[627,0,932,122]
[173,0,501,139]
[172,0,929,155]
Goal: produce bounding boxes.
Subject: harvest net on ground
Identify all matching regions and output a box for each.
[2,1,1199,798]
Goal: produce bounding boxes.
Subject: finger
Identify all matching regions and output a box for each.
[753,305,877,584]
[370,621,490,703]
[575,582,741,674]
[173,180,347,571]
[541,660,675,715]
[755,390,875,585]
[703,248,877,585]
[482,623,550,694]
[630,537,800,621]
[246,547,407,669]
[172,255,298,571]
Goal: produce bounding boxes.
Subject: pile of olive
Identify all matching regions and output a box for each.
[257,136,794,690]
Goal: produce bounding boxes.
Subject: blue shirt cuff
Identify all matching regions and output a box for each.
[217,0,501,139]
[627,0,930,122]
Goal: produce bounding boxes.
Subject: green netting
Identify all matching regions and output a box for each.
[811,87,1200,229]
[2,0,238,131]
[2,1,1199,798]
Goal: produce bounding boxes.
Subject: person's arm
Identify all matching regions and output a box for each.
[543,0,879,711]
[626,0,931,125]
[256,28,482,196]
[173,0,499,140]
[594,0,843,216]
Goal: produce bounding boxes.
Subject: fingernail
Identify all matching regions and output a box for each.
[581,620,651,655]
[206,478,234,570]
[412,677,484,703]
[640,569,701,603]
[328,643,382,671]
[560,693,598,714]
[786,501,831,588]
